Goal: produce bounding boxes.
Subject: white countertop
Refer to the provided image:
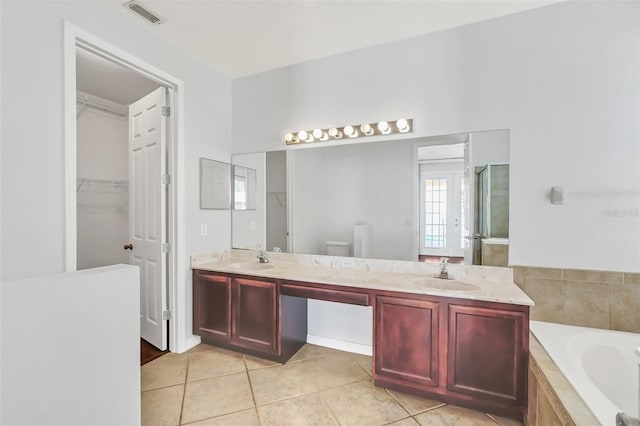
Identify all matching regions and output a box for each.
[191,250,534,307]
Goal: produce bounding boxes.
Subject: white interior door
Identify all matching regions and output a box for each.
[129,87,167,350]
[419,171,465,258]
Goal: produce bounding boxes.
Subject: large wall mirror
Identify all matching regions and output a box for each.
[231,129,509,266]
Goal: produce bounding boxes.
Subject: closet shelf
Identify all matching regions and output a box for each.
[77,178,129,192]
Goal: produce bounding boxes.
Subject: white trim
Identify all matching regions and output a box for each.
[63,23,77,273]
[306,334,373,356]
[184,335,202,353]
[63,21,186,354]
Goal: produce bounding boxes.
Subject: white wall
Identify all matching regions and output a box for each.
[1,265,140,425]
[231,152,266,250]
[76,107,129,269]
[232,1,640,352]
[292,139,415,260]
[1,1,232,352]
[232,0,640,273]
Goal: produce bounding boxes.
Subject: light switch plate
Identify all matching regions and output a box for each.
[200,223,207,236]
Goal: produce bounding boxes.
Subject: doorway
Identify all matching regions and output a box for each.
[417,144,466,261]
[76,46,170,352]
[64,22,183,353]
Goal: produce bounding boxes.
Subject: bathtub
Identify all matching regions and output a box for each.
[530,321,640,426]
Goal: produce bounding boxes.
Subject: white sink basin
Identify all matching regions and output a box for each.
[227,262,275,271]
[415,279,480,292]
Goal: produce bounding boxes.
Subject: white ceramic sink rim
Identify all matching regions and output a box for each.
[227,261,275,271]
[414,278,480,292]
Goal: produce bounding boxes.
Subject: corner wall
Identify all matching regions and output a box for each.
[0,1,232,351]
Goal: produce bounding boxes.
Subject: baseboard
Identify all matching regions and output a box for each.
[179,335,201,353]
[306,334,372,356]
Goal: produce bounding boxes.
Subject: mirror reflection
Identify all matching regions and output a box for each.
[233,165,257,210]
[231,129,509,266]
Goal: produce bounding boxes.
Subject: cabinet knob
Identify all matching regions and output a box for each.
[124,244,133,250]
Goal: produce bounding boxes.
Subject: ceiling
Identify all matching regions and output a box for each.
[76,47,162,105]
[117,0,560,78]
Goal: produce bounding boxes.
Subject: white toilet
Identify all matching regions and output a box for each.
[325,240,351,256]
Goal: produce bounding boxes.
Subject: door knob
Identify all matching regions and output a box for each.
[124,244,133,250]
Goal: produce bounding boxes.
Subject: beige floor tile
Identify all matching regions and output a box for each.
[141,384,184,426]
[386,389,445,415]
[486,413,524,426]
[414,405,497,426]
[385,418,420,426]
[303,353,369,390]
[187,349,246,382]
[352,354,373,376]
[142,353,188,391]
[321,379,409,425]
[293,344,346,361]
[181,372,254,424]
[249,359,318,405]
[188,343,221,355]
[244,353,282,370]
[258,393,339,426]
[182,408,260,425]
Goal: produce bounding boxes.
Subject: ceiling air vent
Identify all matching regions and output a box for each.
[125,1,165,25]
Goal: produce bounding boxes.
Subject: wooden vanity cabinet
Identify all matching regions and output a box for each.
[192,270,306,362]
[374,296,440,388]
[231,277,278,354]
[194,268,528,419]
[373,293,529,420]
[447,303,528,410]
[193,270,231,342]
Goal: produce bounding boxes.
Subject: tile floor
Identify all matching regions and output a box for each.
[141,343,524,426]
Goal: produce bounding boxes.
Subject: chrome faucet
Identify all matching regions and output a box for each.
[438,257,450,279]
[257,250,270,264]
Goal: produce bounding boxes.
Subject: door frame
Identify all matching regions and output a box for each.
[63,22,185,353]
[412,139,471,261]
[418,169,465,257]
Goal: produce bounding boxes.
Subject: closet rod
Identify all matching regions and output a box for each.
[77,178,128,191]
[76,90,128,117]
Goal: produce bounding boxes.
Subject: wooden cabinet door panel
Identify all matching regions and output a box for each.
[374,296,439,387]
[232,278,278,354]
[447,304,526,405]
[193,272,231,340]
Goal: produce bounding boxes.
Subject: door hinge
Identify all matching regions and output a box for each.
[162,310,172,320]
[162,242,171,253]
[162,106,170,117]
[162,174,171,185]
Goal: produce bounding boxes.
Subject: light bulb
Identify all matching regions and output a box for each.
[328,128,342,139]
[360,123,373,135]
[377,121,390,134]
[344,125,358,137]
[285,133,294,143]
[298,130,308,141]
[313,129,328,141]
[396,118,410,132]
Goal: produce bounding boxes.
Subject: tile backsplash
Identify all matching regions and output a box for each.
[514,266,640,333]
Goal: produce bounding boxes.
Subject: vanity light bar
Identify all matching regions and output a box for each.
[284,118,413,145]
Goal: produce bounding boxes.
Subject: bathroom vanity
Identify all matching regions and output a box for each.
[191,250,533,420]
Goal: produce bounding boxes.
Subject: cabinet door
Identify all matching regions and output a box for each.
[193,271,231,341]
[231,277,278,354]
[374,295,439,388]
[447,304,527,406]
